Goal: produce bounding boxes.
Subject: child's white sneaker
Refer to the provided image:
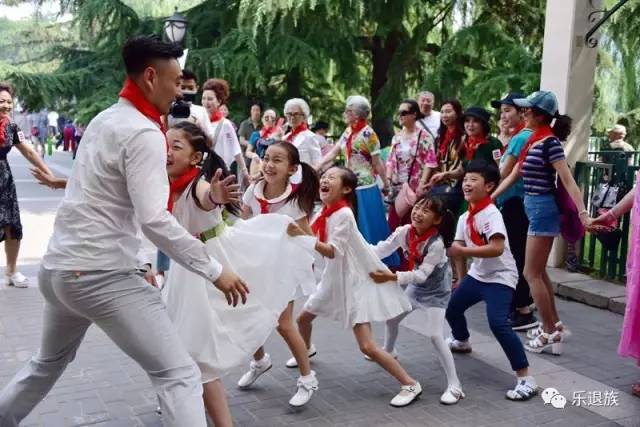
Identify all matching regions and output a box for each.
[446,337,472,354]
[288,371,318,407]
[5,272,29,288]
[390,382,422,407]
[285,344,317,368]
[440,385,465,405]
[505,376,538,401]
[237,354,272,389]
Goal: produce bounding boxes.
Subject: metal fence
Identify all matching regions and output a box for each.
[574,151,639,281]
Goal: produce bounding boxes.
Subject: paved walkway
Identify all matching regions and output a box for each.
[1,149,639,426]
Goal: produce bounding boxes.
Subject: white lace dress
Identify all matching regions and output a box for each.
[162,186,316,382]
[303,207,411,328]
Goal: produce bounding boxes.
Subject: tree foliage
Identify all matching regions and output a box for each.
[0,0,637,146]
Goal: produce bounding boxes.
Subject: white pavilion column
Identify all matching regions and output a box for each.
[540,0,601,267]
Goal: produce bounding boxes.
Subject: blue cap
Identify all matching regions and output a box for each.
[513,91,559,117]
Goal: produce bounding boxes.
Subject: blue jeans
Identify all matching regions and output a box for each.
[445,275,529,372]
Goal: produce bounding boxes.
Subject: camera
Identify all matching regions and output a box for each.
[169,99,191,119]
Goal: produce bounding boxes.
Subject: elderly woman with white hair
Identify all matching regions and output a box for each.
[283,98,322,168]
[318,95,399,266]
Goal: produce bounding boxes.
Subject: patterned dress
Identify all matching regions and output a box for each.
[0,120,24,242]
[337,124,399,267]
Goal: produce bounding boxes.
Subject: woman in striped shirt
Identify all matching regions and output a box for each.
[492,90,588,356]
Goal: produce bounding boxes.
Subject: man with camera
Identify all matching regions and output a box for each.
[168,69,211,137]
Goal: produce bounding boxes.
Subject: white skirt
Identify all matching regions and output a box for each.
[162,214,316,382]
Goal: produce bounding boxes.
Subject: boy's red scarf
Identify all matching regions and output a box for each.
[464,135,487,161]
[311,199,350,243]
[119,78,165,134]
[438,127,459,159]
[345,119,367,161]
[209,110,224,123]
[168,167,199,212]
[407,226,438,270]
[286,122,308,142]
[467,197,493,246]
[517,124,555,167]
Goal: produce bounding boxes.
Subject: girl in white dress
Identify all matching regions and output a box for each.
[287,166,422,408]
[236,142,320,407]
[161,123,316,426]
[370,195,465,405]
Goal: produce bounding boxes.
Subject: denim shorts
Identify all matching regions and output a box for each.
[523,193,560,237]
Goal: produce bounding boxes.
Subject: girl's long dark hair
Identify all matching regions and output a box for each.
[265,142,319,217]
[437,98,465,156]
[171,121,240,216]
[533,107,572,141]
[413,194,455,248]
[330,166,358,220]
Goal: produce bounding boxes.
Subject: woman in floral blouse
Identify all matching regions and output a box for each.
[318,95,399,266]
[386,99,437,231]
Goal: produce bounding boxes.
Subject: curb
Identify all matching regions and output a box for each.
[547,268,626,314]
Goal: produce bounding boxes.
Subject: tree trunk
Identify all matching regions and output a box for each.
[369,32,401,147]
[285,67,303,99]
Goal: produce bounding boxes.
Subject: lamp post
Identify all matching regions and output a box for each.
[163,7,188,46]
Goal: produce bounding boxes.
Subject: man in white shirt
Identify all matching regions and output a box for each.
[0,35,248,427]
[417,91,441,138]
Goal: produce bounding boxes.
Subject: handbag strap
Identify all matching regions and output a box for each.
[395,129,423,181]
[210,119,225,148]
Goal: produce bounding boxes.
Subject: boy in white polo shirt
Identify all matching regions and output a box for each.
[445,160,537,401]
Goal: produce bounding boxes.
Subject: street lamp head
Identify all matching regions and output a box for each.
[164,7,188,45]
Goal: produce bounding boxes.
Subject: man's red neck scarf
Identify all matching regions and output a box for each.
[286,122,308,143]
[439,127,459,159]
[168,167,200,213]
[517,124,555,167]
[467,197,493,246]
[407,226,438,270]
[464,134,487,161]
[210,110,224,123]
[311,199,350,243]
[345,119,368,160]
[119,78,165,133]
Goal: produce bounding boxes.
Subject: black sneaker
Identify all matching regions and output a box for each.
[511,312,539,331]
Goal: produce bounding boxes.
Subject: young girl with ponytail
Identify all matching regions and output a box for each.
[161,122,316,426]
[236,142,321,408]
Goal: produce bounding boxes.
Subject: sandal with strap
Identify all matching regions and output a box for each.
[526,324,544,340]
[525,331,562,355]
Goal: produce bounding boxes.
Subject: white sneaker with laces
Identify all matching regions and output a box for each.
[390,382,422,407]
[445,337,472,354]
[440,385,465,405]
[237,354,272,389]
[285,344,317,368]
[288,371,318,407]
[505,376,538,401]
[5,272,29,288]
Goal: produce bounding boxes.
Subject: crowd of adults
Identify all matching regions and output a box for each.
[0,35,638,427]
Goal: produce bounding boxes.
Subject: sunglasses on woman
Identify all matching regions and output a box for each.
[398,110,414,117]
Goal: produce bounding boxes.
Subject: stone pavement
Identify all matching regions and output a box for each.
[1,149,640,426]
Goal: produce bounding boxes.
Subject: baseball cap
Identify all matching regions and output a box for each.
[513,91,559,117]
[490,92,526,109]
[462,106,491,126]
